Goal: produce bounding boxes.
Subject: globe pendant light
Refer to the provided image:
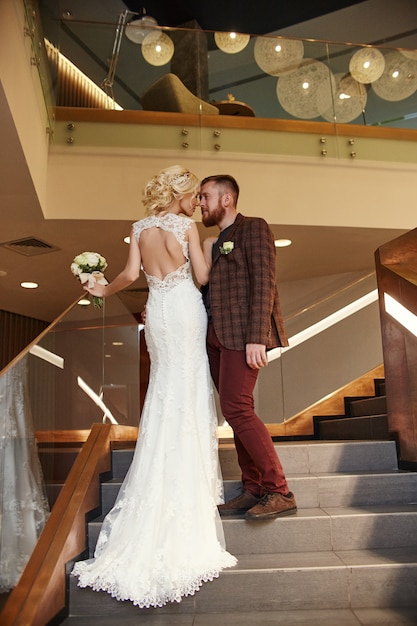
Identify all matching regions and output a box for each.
[372,51,417,101]
[141,31,174,66]
[349,47,385,84]
[322,72,367,123]
[254,36,304,76]
[277,59,335,119]
[125,15,158,44]
[214,32,250,54]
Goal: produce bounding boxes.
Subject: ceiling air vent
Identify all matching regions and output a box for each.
[1,236,60,256]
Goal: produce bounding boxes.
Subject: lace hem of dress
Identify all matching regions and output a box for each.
[72,553,237,608]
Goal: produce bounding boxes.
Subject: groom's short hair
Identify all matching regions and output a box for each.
[201,175,239,203]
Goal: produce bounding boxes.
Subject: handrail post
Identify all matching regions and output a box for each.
[375,227,417,465]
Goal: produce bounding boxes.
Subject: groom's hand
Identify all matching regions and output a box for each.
[246,344,268,369]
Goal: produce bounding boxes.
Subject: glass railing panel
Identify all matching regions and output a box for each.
[33,2,417,131]
[208,34,417,128]
[22,0,55,132]
[0,292,142,592]
[30,295,141,432]
[37,8,212,115]
[259,271,382,426]
[325,40,417,128]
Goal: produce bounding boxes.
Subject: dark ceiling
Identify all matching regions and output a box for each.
[122,0,367,35]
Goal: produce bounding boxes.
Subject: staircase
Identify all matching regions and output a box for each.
[313,378,390,441]
[61,438,417,624]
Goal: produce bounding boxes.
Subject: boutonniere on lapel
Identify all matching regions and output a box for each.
[219,241,234,255]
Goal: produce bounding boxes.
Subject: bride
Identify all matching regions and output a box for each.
[71,165,237,608]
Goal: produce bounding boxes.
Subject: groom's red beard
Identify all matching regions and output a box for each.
[201,203,225,227]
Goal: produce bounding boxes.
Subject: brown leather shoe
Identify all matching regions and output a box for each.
[218,489,261,516]
[245,491,297,521]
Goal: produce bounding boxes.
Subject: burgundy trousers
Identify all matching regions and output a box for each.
[207,323,289,496]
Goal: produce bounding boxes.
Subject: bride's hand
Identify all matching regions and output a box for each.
[83,282,106,297]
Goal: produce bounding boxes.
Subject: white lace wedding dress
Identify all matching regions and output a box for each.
[0,356,49,592]
[72,213,236,607]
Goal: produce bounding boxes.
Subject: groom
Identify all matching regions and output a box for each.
[199,174,296,521]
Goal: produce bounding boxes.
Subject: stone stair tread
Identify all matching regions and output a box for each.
[88,503,417,525]
[104,468,407,485]
[323,503,417,514]
[68,545,417,616]
[335,546,417,566]
[60,607,417,624]
[113,441,400,478]
[225,469,415,479]
[86,503,417,558]
[221,546,417,570]
[69,547,417,583]
[100,470,417,515]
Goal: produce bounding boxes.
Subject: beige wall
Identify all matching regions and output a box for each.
[0,0,50,212]
[45,143,417,231]
[257,301,382,423]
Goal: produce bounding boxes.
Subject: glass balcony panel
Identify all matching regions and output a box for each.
[30,3,417,130]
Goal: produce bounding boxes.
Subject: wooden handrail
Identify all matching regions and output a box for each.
[0,297,83,378]
[35,429,94,444]
[0,423,137,626]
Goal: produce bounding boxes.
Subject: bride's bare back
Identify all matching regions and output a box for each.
[139,226,186,281]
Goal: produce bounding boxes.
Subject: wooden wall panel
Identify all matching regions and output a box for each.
[0,310,47,370]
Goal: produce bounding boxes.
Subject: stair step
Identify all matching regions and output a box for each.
[318,414,389,440]
[101,441,411,541]
[347,395,387,417]
[67,547,417,615]
[86,504,417,558]
[61,606,417,624]
[111,440,399,480]
[99,469,417,516]
[374,378,386,396]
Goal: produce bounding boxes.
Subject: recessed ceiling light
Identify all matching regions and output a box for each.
[275,239,292,248]
[21,281,38,289]
[112,341,124,346]
[124,236,130,244]
[78,298,91,306]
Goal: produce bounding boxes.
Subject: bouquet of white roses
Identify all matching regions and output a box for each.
[71,251,108,309]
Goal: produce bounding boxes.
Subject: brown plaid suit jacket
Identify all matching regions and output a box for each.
[209,213,288,351]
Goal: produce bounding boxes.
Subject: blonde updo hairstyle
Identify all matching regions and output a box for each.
[142,165,200,215]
